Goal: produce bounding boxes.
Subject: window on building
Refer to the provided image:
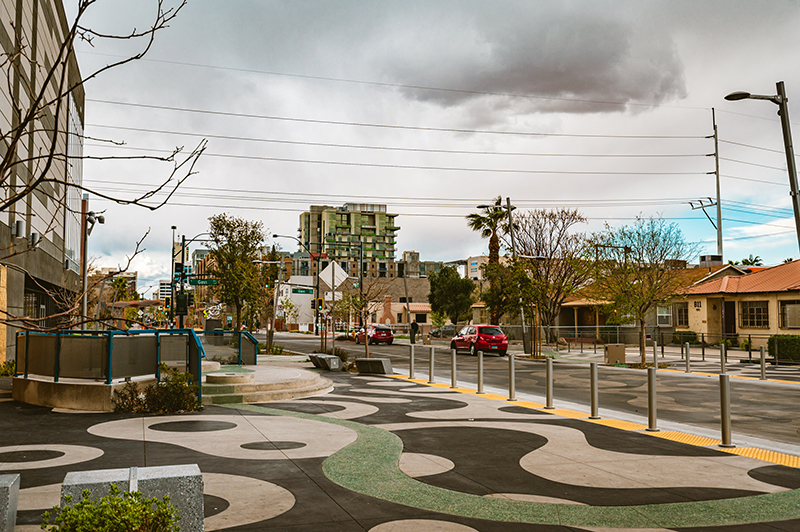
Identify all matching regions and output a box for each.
[675,302,689,327]
[397,313,403,323]
[415,313,427,323]
[740,301,769,328]
[657,306,671,326]
[780,300,800,328]
[399,297,412,303]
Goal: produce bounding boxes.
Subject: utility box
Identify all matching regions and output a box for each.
[604,344,626,364]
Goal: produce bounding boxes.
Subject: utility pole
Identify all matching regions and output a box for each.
[776,81,800,253]
[506,197,529,355]
[713,108,723,258]
[170,225,176,327]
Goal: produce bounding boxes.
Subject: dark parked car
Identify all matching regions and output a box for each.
[356,324,394,345]
[430,324,458,338]
[450,325,508,356]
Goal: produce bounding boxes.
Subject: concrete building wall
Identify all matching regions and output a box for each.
[1,0,83,361]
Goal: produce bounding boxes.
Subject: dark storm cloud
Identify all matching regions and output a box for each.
[184,0,687,114]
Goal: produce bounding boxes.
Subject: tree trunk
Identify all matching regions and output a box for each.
[235,301,242,332]
[639,318,647,365]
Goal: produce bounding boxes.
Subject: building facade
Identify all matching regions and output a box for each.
[1,0,84,361]
[299,203,400,279]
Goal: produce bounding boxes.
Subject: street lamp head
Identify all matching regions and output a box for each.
[725,91,751,101]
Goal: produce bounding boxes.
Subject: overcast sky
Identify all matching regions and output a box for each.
[67,0,800,297]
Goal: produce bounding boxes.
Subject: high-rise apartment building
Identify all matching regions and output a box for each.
[299,204,400,278]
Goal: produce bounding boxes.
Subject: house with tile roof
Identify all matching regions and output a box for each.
[681,260,800,348]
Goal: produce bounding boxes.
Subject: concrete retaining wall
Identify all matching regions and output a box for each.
[12,377,157,412]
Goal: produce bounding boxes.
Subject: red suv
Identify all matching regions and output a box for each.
[451,325,508,356]
[356,324,394,345]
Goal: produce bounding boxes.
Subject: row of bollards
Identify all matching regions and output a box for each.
[409,343,741,448]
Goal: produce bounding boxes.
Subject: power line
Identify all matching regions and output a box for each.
[720,157,786,171]
[719,139,786,154]
[83,143,710,176]
[86,124,709,158]
[79,50,709,111]
[720,174,785,186]
[85,99,709,140]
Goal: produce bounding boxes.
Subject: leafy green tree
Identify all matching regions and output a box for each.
[430,310,447,328]
[741,254,763,266]
[481,260,538,325]
[429,266,476,324]
[466,196,512,323]
[208,214,265,331]
[592,218,698,364]
[510,208,593,338]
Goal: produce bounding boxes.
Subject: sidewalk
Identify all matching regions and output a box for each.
[3,358,800,531]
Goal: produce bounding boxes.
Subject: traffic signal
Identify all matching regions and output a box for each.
[188,292,195,307]
[164,296,171,310]
[316,298,324,311]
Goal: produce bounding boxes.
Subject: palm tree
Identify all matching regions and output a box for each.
[466,196,512,324]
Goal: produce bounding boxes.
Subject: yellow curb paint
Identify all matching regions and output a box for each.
[547,408,589,420]
[720,447,800,468]
[643,430,722,447]
[588,419,648,431]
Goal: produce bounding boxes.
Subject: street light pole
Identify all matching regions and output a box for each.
[273,234,322,344]
[170,225,177,327]
[726,81,800,252]
[505,197,529,355]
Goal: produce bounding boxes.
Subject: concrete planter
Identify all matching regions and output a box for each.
[355,358,393,374]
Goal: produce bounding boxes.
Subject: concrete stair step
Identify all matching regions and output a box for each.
[203,375,323,395]
[201,375,332,405]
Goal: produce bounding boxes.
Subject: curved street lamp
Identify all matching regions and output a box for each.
[725,81,800,251]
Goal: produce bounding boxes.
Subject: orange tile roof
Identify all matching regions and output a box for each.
[685,260,800,295]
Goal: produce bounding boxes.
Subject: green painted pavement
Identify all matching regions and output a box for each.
[227,403,800,528]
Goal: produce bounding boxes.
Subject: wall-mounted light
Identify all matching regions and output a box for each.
[13,220,24,238]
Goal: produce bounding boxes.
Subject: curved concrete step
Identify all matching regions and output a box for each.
[202,374,332,405]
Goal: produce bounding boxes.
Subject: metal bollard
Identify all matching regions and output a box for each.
[719,374,735,447]
[477,351,484,394]
[409,344,415,379]
[646,367,659,431]
[702,334,706,361]
[720,343,726,375]
[508,352,516,401]
[653,339,658,370]
[450,348,457,389]
[545,357,554,408]
[590,362,600,419]
[680,342,685,360]
[760,345,766,380]
[428,346,435,384]
[684,342,691,373]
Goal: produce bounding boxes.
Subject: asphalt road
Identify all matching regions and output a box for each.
[260,331,800,450]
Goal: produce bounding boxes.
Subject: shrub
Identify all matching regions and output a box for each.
[768,335,800,361]
[672,330,697,345]
[269,344,285,356]
[0,360,15,376]
[41,484,180,532]
[740,339,751,351]
[113,364,201,414]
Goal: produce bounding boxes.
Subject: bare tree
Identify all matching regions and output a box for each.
[508,209,593,338]
[341,277,398,358]
[592,217,699,364]
[1,0,206,332]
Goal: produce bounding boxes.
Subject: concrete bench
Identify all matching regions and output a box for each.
[61,464,203,532]
[0,474,19,532]
[309,354,342,371]
[355,358,393,374]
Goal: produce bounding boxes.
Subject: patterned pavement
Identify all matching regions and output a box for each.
[2,366,800,531]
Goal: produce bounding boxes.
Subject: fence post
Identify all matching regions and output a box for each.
[477,351,484,394]
[685,342,691,373]
[680,341,684,360]
[580,331,583,353]
[660,331,664,357]
[508,352,516,401]
[24,332,30,379]
[719,374,735,448]
[545,357,554,409]
[647,367,659,431]
[106,332,114,385]
[748,334,752,361]
[450,349,457,389]
[590,362,600,419]
[409,344,415,379]
[53,331,61,383]
[428,346,435,384]
[760,345,766,380]
[720,343,726,375]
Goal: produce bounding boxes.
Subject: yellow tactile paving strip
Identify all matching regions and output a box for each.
[643,430,722,447]
[587,418,648,431]
[387,373,800,469]
[720,447,800,468]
